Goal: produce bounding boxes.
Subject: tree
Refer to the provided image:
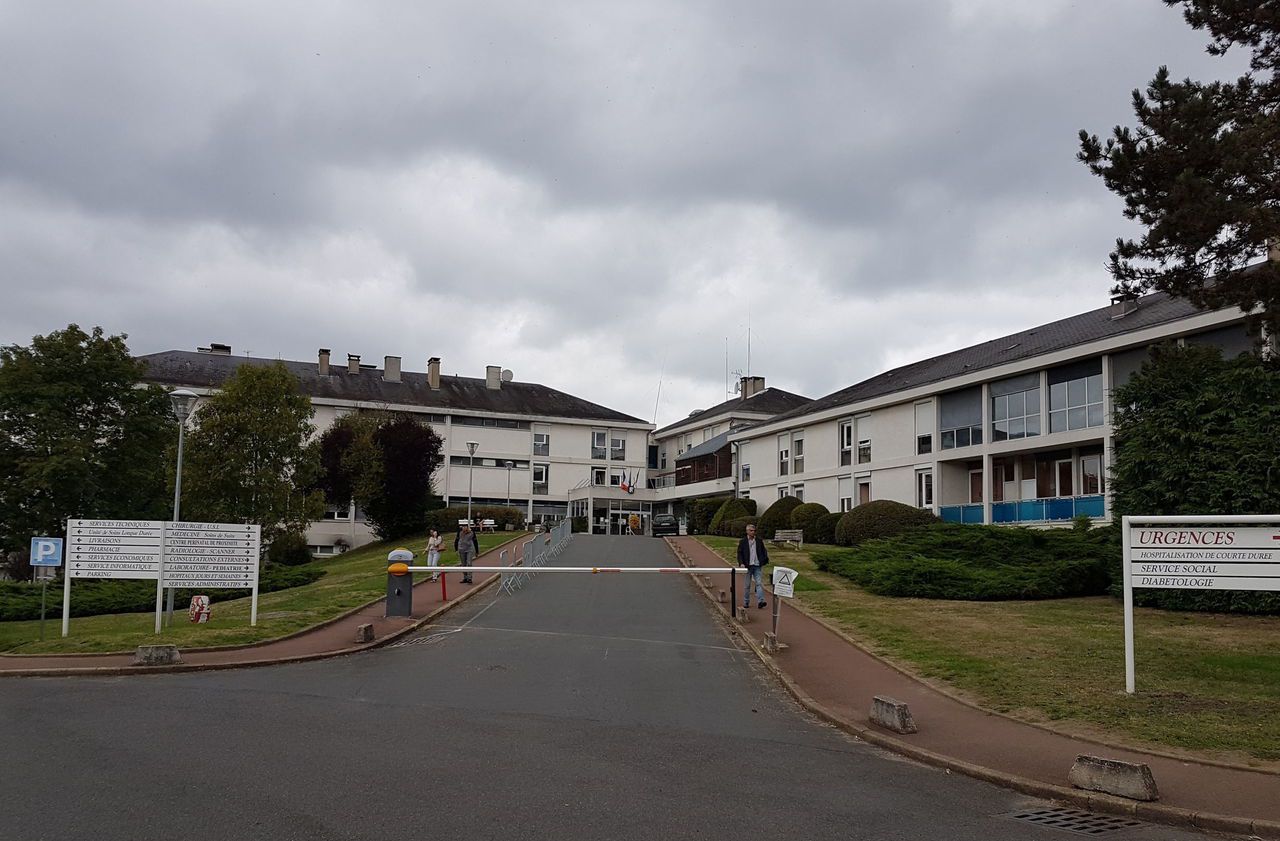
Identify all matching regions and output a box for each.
[316,412,443,541]
[1078,1,1279,339]
[181,362,323,548]
[0,325,173,558]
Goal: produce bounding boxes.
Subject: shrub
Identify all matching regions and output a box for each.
[719,516,756,539]
[709,498,751,535]
[739,498,758,516]
[424,505,525,532]
[571,516,588,534]
[267,532,314,566]
[789,502,829,537]
[834,500,937,546]
[688,497,729,535]
[811,523,1112,600]
[756,496,803,539]
[810,512,843,546]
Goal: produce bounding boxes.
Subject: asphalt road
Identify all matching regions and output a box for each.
[2,535,1210,841]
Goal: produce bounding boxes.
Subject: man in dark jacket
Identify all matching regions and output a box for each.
[455,522,480,584]
[736,523,769,609]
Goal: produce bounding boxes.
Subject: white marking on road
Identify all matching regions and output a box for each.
[390,596,504,648]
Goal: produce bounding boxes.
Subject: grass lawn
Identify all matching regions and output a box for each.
[697,536,1280,767]
[0,531,526,655]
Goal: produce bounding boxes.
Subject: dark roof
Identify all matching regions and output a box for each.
[137,351,648,424]
[675,430,732,462]
[761,290,1237,428]
[653,387,811,435]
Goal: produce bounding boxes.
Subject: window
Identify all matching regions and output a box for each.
[857,439,872,464]
[792,431,805,474]
[454,415,530,429]
[323,502,352,521]
[741,463,751,482]
[939,387,982,451]
[915,402,933,455]
[1050,374,1104,432]
[916,470,933,508]
[659,450,667,469]
[592,429,607,460]
[609,469,623,487]
[838,476,853,512]
[533,424,550,457]
[855,415,871,464]
[592,466,606,486]
[532,464,549,495]
[992,382,1041,442]
[792,483,804,502]
[778,433,790,476]
[839,420,853,466]
[610,431,626,461]
[778,487,790,499]
[940,424,983,449]
[858,480,871,506]
[1081,453,1105,495]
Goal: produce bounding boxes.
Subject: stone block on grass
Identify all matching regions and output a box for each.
[1068,755,1159,802]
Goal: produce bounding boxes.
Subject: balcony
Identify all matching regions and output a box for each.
[940,494,1105,526]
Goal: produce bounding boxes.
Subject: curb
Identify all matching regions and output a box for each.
[0,533,528,668]
[665,539,1280,841]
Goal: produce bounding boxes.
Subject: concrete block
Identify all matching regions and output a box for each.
[701,575,713,588]
[133,645,182,666]
[763,632,783,653]
[717,589,727,603]
[735,606,750,622]
[870,695,918,734]
[1068,755,1159,802]
[354,623,374,644]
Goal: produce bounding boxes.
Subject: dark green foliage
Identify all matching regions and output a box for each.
[756,496,803,539]
[834,500,937,546]
[1078,1,1279,338]
[812,524,1113,600]
[719,516,756,539]
[739,498,758,516]
[811,512,843,546]
[266,531,314,567]
[789,502,830,536]
[709,498,750,535]
[182,362,323,547]
[0,325,174,557]
[423,505,525,532]
[687,497,730,535]
[571,516,588,534]
[0,564,325,621]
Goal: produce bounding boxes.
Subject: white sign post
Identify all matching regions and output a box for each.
[1122,514,1280,694]
[63,519,261,637]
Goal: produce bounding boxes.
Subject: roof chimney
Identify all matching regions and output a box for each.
[318,348,331,376]
[383,355,401,383]
[197,343,232,355]
[1109,293,1139,320]
[486,365,501,390]
[740,376,766,398]
[347,354,360,375]
[428,357,441,390]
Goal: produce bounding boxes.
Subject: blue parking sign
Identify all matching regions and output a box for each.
[30,537,63,567]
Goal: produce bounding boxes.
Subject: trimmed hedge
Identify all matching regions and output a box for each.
[710,498,751,535]
[834,500,937,546]
[810,512,843,546]
[424,505,525,532]
[688,496,730,535]
[740,498,758,516]
[0,564,326,621]
[811,523,1112,600]
[757,496,803,539]
[789,502,829,537]
[267,532,315,567]
[719,516,756,539]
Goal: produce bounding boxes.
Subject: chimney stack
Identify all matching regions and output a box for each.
[383,355,401,383]
[198,343,232,355]
[740,376,766,398]
[486,365,501,390]
[318,348,331,376]
[347,354,360,375]
[428,357,441,390]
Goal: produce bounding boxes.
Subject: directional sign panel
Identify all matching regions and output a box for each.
[1130,526,1280,591]
[67,520,164,580]
[163,522,260,589]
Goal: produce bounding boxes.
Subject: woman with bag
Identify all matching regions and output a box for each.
[425,529,443,581]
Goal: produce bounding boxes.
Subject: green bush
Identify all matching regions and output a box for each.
[719,516,756,539]
[811,523,1112,600]
[687,497,729,535]
[424,505,525,532]
[756,496,803,539]
[0,564,326,621]
[709,498,751,535]
[789,502,829,537]
[834,500,937,546]
[740,498,758,516]
[267,532,314,566]
[571,516,588,534]
[810,512,843,546]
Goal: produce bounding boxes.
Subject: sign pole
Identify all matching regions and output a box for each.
[154,523,167,634]
[40,577,47,641]
[771,593,780,637]
[1122,516,1135,694]
[61,561,72,637]
[250,580,259,627]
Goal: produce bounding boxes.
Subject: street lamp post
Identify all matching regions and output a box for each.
[466,441,479,525]
[159,389,198,632]
[505,460,514,507]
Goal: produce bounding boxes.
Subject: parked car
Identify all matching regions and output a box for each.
[652,514,679,537]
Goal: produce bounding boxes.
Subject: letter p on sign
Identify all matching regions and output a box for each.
[30,537,63,567]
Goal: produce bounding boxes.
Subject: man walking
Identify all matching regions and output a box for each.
[455,521,480,584]
[736,523,769,609]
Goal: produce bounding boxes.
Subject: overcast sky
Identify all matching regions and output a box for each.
[0,1,1244,427]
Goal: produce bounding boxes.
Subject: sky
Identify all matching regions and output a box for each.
[0,1,1246,428]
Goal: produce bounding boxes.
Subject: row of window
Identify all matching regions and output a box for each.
[591,429,628,461]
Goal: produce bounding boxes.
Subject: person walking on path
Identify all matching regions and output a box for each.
[737,523,769,609]
[424,529,443,581]
[455,522,479,584]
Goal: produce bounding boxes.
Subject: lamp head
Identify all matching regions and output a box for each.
[169,389,198,423]
[466,440,479,455]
